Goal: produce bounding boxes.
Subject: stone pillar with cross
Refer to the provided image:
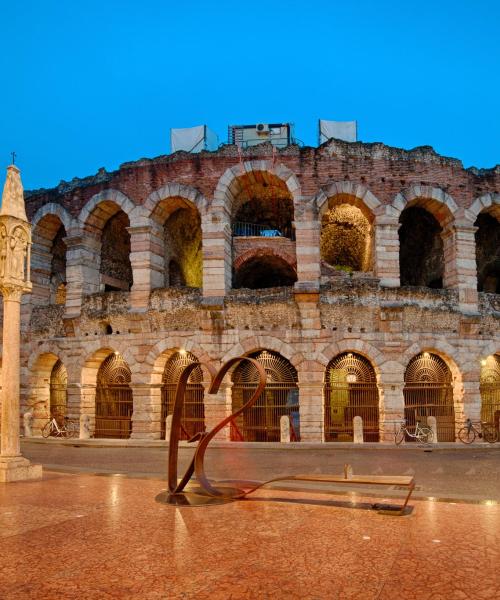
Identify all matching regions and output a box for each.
[0,163,42,482]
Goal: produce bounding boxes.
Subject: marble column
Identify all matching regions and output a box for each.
[0,164,42,482]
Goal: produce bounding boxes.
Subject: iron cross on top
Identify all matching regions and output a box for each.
[11,152,16,165]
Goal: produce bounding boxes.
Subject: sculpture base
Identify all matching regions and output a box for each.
[0,456,43,483]
[156,484,244,507]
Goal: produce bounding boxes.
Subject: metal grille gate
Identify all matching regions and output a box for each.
[231,350,299,442]
[161,351,205,440]
[324,353,379,442]
[403,353,455,441]
[95,353,133,439]
[50,359,67,419]
[480,355,500,432]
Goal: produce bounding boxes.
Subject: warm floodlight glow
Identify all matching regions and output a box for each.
[423,352,430,358]
[481,359,487,366]
[179,349,187,356]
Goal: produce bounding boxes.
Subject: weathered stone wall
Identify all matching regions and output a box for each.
[16,139,500,442]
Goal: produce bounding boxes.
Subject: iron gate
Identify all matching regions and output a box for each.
[403,353,455,441]
[324,353,379,442]
[161,351,205,440]
[95,353,133,439]
[480,355,500,432]
[231,350,299,442]
[50,359,67,419]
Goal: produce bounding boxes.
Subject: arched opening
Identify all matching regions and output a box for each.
[475,212,500,293]
[403,353,455,441]
[480,354,500,433]
[164,206,202,287]
[49,360,67,419]
[231,350,299,442]
[95,353,133,438]
[100,211,132,291]
[320,196,373,273]
[233,253,297,289]
[32,214,67,305]
[161,351,205,440]
[324,352,379,442]
[229,170,297,290]
[399,207,444,288]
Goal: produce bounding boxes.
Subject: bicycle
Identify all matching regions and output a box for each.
[394,419,434,445]
[42,415,79,438]
[457,419,498,444]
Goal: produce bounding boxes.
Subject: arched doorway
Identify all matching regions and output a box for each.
[399,207,444,288]
[480,355,500,433]
[95,353,133,438]
[231,350,299,442]
[320,199,373,274]
[324,352,379,442]
[233,253,297,289]
[403,353,455,441]
[475,212,500,293]
[100,211,132,291]
[49,360,67,419]
[161,351,205,440]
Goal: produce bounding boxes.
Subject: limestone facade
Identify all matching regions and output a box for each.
[3,139,500,443]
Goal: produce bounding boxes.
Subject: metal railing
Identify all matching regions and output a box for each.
[232,221,295,240]
[231,384,300,442]
[480,383,500,431]
[162,384,205,440]
[324,383,380,442]
[95,385,133,439]
[403,383,455,441]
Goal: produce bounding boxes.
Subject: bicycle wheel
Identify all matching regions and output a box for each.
[394,428,405,445]
[482,424,498,444]
[41,421,53,438]
[418,427,433,444]
[458,427,475,444]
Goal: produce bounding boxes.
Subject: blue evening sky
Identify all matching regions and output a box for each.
[1,0,499,190]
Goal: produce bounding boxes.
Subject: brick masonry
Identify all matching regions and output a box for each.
[4,139,499,443]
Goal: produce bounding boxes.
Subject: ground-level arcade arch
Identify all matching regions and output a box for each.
[480,354,500,432]
[81,348,133,439]
[28,353,68,433]
[231,350,299,441]
[161,350,205,439]
[324,352,379,442]
[403,352,455,441]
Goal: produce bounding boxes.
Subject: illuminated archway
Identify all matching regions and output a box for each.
[95,353,133,438]
[161,351,205,439]
[49,360,68,418]
[403,353,455,441]
[324,352,379,442]
[231,350,299,442]
[480,354,500,432]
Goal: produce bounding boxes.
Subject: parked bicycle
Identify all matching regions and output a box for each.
[457,419,498,444]
[394,419,434,445]
[42,415,79,438]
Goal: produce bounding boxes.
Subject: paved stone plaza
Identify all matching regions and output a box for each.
[1,464,499,599]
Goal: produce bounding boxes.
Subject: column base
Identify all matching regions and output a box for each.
[0,456,43,483]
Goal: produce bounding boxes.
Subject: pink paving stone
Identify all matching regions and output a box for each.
[0,471,499,599]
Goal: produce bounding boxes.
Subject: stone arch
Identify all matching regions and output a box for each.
[318,340,385,380]
[230,348,300,442]
[470,194,500,293]
[323,351,380,442]
[223,334,301,369]
[143,338,211,386]
[28,352,67,434]
[315,182,380,274]
[214,160,302,213]
[80,347,134,439]
[144,183,208,222]
[391,185,458,226]
[79,189,136,233]
[315,181,382,221]
[401,344,464,441]
[32,203,74,232]
[233,247,297,289]
[466,192,500,224]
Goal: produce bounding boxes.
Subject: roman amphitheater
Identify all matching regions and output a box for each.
[13,139,500,443]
